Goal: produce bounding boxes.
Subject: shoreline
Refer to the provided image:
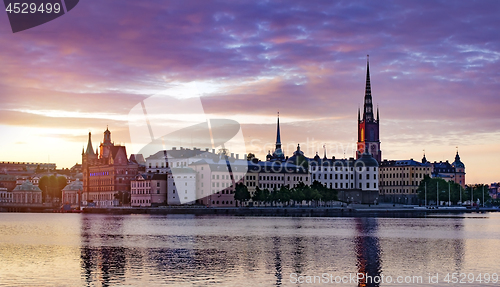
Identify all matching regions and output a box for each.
[1,204,497,217]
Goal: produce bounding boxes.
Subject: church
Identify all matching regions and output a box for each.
[357,56,381,163]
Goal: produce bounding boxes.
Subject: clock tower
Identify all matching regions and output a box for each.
[357,55,381,162]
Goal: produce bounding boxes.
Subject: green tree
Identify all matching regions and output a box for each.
[56,176,67,198]
[466,184,491,206]
[277,185,291,206]
[38,176,50,202]
[417,176,465,205]
[234,183,251,206]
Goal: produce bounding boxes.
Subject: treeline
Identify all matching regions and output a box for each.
[235,181,338,207]
[38,175,67,202]
[417,175,490,205]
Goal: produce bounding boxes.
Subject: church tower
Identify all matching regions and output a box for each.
[271,112,285,161]
[357,56,381,162]
[99,126,114,163]
[82,132,98,199]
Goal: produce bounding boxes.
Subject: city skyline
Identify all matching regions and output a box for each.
[0,1,499,183]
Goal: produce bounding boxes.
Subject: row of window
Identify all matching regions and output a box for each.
[383,167,430,171]
[131,189,161,194]
[312,173,377,180]
[381,180,421,186]
[211,174,243,180]
[381,173,426,179]
[310,167,377,172]
[132,199,150,204]
[211,200,233,205]
[383,189,418,194]
[258,176,308,182]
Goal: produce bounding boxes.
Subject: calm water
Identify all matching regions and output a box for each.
[1,213,500,286]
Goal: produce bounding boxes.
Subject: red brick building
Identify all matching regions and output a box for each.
[82,127,138,207]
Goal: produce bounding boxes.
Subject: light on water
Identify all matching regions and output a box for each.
[0,213,500,286]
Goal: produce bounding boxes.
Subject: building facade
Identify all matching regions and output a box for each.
[62,179,83,206]
[11,181,42,204]
[430,151,466,188]
[379,158,432,204]
[0,187,12,203]
[82,128,138,207]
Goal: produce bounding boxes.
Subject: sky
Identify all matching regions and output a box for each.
[0,0,499,184]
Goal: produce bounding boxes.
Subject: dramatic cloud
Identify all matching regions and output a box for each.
[0,0,499,183]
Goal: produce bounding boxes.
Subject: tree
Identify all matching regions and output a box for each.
[56,176,67,198]
[247,153,256,161]
[38,176,50,202]
[234,183,251,206]
[467,184,491,206]
[417,176,464,205]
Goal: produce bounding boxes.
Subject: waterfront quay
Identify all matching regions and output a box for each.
[81,204,499,217]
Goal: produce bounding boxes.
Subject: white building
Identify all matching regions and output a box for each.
[0,187,12,203]
[167,168,197,205]
[189,158,248,207]
[11,181,42,204]
[61,179,83,206]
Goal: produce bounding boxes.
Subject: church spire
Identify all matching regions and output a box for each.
[85,132,95,155]
[377,105,379,122]
[276,112,281,150]
[363,55,374,122]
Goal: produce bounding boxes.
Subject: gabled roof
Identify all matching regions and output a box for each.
[13,181,41,192]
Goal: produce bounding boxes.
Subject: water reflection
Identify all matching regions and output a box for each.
[354,218,381,287]
[80,216,127,286]
[72,214,500,287]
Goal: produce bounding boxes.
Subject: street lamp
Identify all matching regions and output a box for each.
[437,182,439,206]
[448,182,451,207]
[425,182,427,207]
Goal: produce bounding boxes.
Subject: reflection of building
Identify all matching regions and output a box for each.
[355,217,381,287]
[82,128,138,207]
[357,56,381,163]
[62,179,83,206]
[379,158,432,204]
[11,181,42,204]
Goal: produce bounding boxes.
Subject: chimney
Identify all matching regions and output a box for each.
[231,153,234,158]
[205,148,209,152]
[212,149,215,154]
[236,154,239,159]
[172,147,177,150]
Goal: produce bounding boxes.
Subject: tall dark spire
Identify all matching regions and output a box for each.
[85,132,95,155]
[276,112,281,150]
[377,105,379,122]
[363,55,374,122]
